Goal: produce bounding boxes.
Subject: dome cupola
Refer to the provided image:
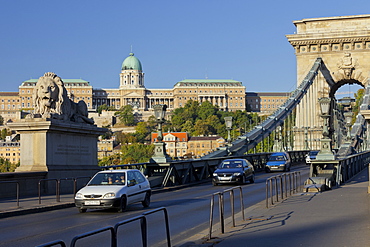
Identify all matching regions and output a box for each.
[121,53,142,71]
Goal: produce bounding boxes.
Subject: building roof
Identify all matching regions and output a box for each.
[151,132,188,142]
[246,92,290,97]
[121,52,142,71]
[175,79,243,87]
[188,136,224,141]
[0,92,19,96]
[21,79,90,87]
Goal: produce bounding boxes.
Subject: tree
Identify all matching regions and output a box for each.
[115,105,135,126]
[193,119,211,136]
[0,158,19,172]
[97,104,116,114]
[135,122,151,143]
[0,115,3,126]
[198,101,218,120]
[0,128,11,141]
[120,143,154,163]
[114,132,137,144]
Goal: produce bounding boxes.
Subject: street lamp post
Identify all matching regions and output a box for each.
[150,104,171,164]
[344,111,353,142]
[316,97,335,160]
[224,116,233,144]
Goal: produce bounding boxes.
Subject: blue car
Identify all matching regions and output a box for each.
[265,152,291,172]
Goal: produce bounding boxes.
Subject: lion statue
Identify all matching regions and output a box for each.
[30,72,94,124]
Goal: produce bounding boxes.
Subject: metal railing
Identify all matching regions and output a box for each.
[37,207,171,247]
[71,226,116,247]
[36,240,67,247]
[142,207,171,247]
[266,171,301,208]
[38,177,91,204]
[209,186,244,239]
[0,181,20,207]
[38,179,59,204]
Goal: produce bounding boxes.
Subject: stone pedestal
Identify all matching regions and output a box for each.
[8,118,107,179]
[150,142,172,164]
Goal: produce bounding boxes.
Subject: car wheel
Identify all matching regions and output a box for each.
[117,196,127,213]
[78,208,87,213]
[241,175,246,185]
[249,174,255,183]
[265,168,270,173]
[212,180,218,186]
[142,192,151,208]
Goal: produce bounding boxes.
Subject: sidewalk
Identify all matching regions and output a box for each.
[0,194,75,218]
[203,167,370,247]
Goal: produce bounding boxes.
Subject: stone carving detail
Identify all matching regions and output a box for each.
[28,72,94,124]
[337,53,357,79]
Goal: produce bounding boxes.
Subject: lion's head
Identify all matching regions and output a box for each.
[34,72,68,117]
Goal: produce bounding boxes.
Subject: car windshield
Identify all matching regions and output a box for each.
[88,173,126,186]
[220,160,243,169]
[310,151,319,156]
[269,155,286,161]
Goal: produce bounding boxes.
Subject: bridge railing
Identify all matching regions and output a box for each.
[0,181,19,207]
[265,171,301,208]
[36,207,171,247]
[102,151,307,188]
[337,151,370,184]
[209,186,244,239]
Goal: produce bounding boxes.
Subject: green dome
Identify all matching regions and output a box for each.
[121,52,142,71]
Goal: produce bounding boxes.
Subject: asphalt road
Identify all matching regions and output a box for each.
[0,164,309,247]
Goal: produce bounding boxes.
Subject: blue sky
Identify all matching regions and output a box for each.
[0,0,368,94]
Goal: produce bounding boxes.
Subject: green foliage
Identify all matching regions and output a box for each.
[0,115,3,126]
[0,128,11,140]
[100,126,113,140]
[0,158,19,172]
[120,143,154,164]
[97,104,116,114]
[115,105,135,126]
[353,88,365,121]
[166,99,262,140]
[114,132,137,144]
[134,121,153,143]
[98,153,121,167]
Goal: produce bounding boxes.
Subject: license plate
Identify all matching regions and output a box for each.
[85,200,100,205]
[219,177,230,180]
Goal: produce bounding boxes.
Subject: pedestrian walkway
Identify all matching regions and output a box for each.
[0,193,75,218]
[198,167,369,247]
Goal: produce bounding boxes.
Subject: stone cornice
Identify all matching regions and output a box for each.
[286,31,370,46]
[287,36,370,46]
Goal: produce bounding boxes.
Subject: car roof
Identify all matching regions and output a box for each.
[223,159,245,162]
[96,169,139,174]
[270,152,287,156]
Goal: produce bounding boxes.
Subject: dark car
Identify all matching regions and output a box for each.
[212,159,255,186]
[306,150,319,164]
[265,152,291,172]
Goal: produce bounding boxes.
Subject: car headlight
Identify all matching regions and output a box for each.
[103,193,116,198]
[233,172,242,176]
[213,173,218,177]
[75,193,83,199]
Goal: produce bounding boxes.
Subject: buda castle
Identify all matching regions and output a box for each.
[0,52,288,124]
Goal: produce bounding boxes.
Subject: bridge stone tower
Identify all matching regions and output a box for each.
[286,15,370,150]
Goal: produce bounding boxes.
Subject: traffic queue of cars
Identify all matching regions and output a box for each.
[75,152,297,213]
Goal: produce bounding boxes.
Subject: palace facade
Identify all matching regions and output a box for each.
[0,52,289,123]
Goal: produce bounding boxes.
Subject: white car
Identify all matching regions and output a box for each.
[75,169,151,213]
